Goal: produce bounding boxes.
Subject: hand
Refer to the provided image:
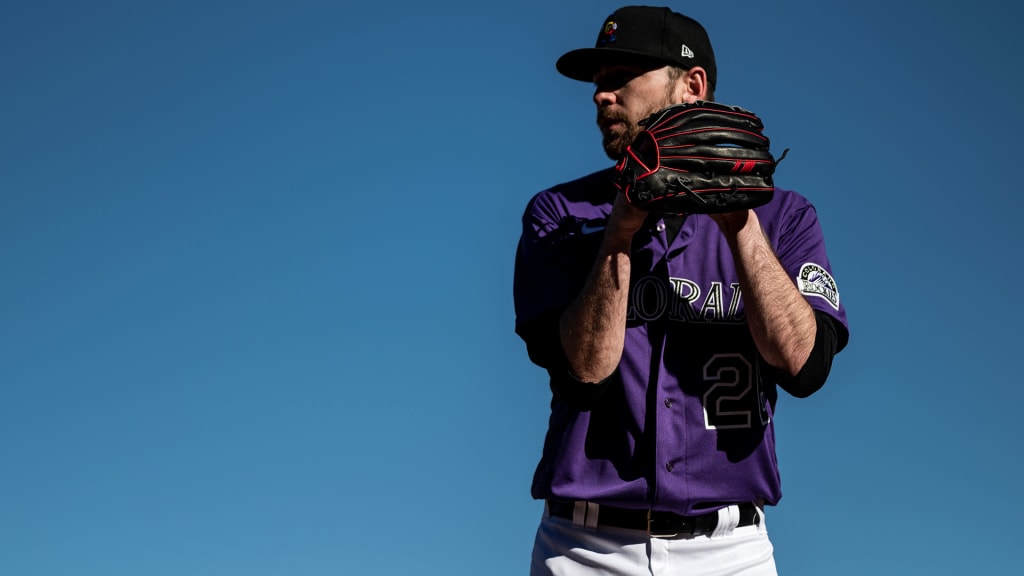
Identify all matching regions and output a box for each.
[606,192,648,243]
[709,209,752,238]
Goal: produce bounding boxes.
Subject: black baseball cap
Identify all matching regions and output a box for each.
[556,6,717,89]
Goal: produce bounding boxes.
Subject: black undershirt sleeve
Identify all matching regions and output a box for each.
[767,309,842,398]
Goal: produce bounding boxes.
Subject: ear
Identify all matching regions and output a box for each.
[674,66,709,104]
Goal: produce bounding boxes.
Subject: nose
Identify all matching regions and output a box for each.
[593,87,615,107]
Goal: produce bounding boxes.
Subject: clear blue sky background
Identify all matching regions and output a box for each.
[3,1,1022,574]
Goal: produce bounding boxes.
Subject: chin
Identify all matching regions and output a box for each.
[603,140,629,160]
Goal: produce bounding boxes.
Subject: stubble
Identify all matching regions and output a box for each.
[598,83,679,160]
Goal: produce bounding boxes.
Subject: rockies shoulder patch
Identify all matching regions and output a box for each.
[796,263,840,310]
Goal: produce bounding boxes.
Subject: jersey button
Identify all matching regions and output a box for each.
[664,398,673,408]
[665,462,674,472]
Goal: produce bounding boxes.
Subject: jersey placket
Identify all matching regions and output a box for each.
[644,217,690,510]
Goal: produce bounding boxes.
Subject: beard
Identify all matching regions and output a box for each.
[597,110,640,160]
[597,94,677,160]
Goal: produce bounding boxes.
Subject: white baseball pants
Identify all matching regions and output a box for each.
[530,504,777,576]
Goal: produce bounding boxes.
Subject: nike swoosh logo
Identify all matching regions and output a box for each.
[580,222,606,235]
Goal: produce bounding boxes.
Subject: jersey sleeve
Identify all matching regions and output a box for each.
[762,191,850,351]
[513,190,605,370]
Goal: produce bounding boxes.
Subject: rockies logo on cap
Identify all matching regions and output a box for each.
[598,19,618,45]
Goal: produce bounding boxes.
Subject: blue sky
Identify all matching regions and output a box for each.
[2,1,1022,574]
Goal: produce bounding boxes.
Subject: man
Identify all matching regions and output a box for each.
[513,6,850,575]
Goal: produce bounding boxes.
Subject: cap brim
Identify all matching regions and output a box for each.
[556,47,672,82]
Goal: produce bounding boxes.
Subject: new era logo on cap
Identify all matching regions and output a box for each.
[681,44,694,58]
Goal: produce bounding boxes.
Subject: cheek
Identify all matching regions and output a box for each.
[629,82,673,109]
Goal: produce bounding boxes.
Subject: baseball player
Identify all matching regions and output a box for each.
[513,6,850,575]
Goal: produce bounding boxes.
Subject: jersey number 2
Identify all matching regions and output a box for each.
[702,353,770,430]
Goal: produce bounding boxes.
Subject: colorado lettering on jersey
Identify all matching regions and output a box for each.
[626,275,745,324]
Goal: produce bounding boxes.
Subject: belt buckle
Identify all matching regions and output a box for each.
[646,510,680,538]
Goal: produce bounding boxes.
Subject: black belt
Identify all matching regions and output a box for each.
[547,501,760,538]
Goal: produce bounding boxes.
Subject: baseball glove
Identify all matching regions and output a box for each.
[613,101,788,215]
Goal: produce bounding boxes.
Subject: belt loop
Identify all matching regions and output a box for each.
[711,504,740,537]
[585,502,600,530]
[572,501,586,528]
[571,501,601,530]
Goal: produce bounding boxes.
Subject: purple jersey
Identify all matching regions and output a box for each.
[513,167,849,516]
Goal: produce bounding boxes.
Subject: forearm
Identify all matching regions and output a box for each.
[560,236,632,383]
[560,195,646,384]
[715,210,816,376]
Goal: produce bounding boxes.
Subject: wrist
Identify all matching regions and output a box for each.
[605,193,648,243]
[600,228,635,255]
[712,209,757,240]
